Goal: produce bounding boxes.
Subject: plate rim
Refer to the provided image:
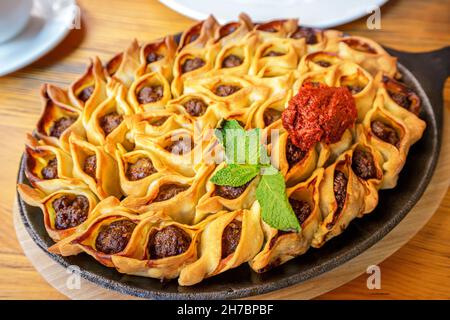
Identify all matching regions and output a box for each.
[0,0,77,77]
[158,0,389,28]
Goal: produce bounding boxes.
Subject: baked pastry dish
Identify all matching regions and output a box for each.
[18,14,426,286]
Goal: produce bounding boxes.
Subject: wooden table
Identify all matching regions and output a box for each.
[0,0,449,299]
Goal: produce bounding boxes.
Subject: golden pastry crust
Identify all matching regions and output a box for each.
[18,14,426,286]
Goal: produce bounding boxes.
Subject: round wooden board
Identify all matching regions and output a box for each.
[13,110,450,300]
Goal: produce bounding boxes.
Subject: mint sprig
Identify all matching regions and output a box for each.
[211,120,301,233]
[210,164,259,187]
[256,167,301,232]
[215,120,269,165]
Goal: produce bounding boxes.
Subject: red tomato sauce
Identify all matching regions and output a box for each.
[282,83,357,152]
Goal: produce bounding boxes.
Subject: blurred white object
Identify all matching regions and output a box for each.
[0,0,78,76]
[159,0,388,27]
[0,0,33,44]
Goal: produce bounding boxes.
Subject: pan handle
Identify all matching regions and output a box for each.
[385,46,450,114]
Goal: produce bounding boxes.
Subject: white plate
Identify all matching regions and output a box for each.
[0,0,77,77]
[159,0,388,27]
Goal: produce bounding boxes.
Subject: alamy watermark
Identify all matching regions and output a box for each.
[366,265,381,290]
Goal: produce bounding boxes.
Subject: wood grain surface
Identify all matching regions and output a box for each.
[0,0,449,299]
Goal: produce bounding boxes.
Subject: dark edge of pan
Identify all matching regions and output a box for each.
[16,36,449,299]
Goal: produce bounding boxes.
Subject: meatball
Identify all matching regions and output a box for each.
[221,220,242,258]
[289,198,312,225]
[315,60,331,68]
[50,117,76,138]
[346,85,364,95]
[285,138,306,168]
[78,85,94,102]
[95,220,136,254]
[263,108,282,126]
[342,39,377,54]
[390,92,411,109]
[153,184,189,202]
[150,116,169,126]
[83,154,97,179]
[99,112,123,136]
[165,138,194,155]
[183,99,207,117]
[214,84,241,97]
[214,180,251,200]
[41,157,58,180]
[333,170,348,211]
[263,51,284,57]
[126,157,156,181]
[148,225,191,259]
[222,54,243,68]
[146,52,163,64]
[371,120,400,147]
[137,85,163,104]
[352,149,377,180]
[291,27,318,44]
[181,57,205,73]
[52,195,89,230]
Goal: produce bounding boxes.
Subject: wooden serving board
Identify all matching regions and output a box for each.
[13,109,450,300]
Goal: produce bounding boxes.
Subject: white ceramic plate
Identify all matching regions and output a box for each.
[159,0,388,27]
[0,0,77,77]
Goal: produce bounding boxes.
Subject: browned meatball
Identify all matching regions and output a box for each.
[50,117,76,138]
[126,157,156,181]
[262,27,278,33]
[41,157,58,180]
[371,120,400,147]
[52,195,89,230]
[285,138,306,168]
[390,92,411,109]
[165,138,194,155]
[214,84,241,97]
[153,184,189,202]
[263,51,284,57]
[187,33,199,44]
[95,220,136,254]
[137,85,163,104]
[221,220,242,258]
[213,180,251,200]
[263,108,282,126]
[342,39,377,54]
[83,155,97,179]
[289,198,312,225]
[78,85,94,102]
[382,75,421,116]
[315,60,331,68]
[346,85,364,95]
[181,57,205,73]
[352,149,377,180]
[183,99,207,117]
[99,112,123,136]
[291,27,318,44]
[146,52,163,64]
[148,225,191,259]
[222,54,243,68]
[333,170,347,211]
[149,116,169,126]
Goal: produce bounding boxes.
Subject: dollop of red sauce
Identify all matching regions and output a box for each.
[282,83,357,152]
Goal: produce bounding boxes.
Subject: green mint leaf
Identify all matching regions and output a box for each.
[245,128,261,165]
[217,119,269,166]
[222,119,244,131]
[210,164,259,187]
[216,120,246,164]
[256,167,301,232]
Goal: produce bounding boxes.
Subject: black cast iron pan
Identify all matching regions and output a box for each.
[16,34,450,299]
